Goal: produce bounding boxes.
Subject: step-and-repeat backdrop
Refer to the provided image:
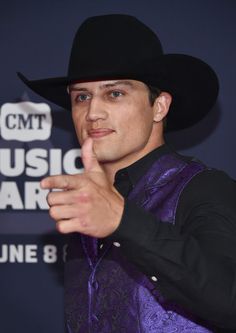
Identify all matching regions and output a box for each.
[1,1,236,332]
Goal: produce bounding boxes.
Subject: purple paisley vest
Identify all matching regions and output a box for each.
[65,153,213,333]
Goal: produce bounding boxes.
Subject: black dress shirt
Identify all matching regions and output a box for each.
[109,144,236,331]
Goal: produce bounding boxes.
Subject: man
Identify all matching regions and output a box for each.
[18,14,236,333]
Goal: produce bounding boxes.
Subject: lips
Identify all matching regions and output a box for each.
[88,128,115,138]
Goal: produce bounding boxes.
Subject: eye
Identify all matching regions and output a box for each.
[75,93,91,102]
[110,90,123,98]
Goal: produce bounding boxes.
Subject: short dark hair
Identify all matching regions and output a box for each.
[146,85,162,106]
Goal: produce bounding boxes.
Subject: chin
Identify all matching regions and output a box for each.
[95,149,120,163]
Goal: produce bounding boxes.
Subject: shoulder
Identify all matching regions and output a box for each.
[176,167,236,226]
[181,168,236,203]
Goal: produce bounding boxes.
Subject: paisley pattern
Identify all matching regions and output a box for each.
[65,153,213,332]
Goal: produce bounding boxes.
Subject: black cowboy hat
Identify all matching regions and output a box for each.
[17,14,219,131]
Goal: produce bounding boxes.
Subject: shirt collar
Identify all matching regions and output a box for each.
[114,144,172,197]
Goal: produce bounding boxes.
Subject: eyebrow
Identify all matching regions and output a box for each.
[68,80,134,93]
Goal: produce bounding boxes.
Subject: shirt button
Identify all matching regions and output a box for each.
[151,276,158,282]
[99,243,104,249]
[113,242,121,247]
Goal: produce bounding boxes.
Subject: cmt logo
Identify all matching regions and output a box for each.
[0,101,52,141]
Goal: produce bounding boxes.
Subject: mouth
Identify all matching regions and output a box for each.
[88,128,115,139]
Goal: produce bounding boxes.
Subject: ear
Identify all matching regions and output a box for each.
[153,92,172,122]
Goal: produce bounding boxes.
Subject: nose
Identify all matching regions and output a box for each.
[86,96,108,122]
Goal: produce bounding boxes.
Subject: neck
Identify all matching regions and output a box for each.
[103,139,165,184]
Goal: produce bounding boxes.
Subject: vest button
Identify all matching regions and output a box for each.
[151,276,158,282]
[113,242,121,247]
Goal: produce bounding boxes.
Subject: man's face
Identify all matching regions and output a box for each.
[69,79,164,168]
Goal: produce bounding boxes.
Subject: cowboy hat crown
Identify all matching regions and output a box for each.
[18,14,219,131]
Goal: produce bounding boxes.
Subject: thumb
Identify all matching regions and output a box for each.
[81,137,103,173]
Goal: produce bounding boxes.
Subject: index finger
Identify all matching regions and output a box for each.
[40,174,77,190]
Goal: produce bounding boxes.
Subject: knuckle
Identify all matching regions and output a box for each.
[61,176,69,189]
[77,191,90,203]
[60,174,73,189]
[71,216,88,233]
[80,218,88,229]
[56,221,66,233]
[49,206,57,220]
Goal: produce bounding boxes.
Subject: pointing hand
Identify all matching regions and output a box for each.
[41,137,124,237]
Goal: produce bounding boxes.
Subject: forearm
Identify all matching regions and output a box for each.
[109,200,236,328]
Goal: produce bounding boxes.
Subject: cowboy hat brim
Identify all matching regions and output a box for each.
[17,53,219,131]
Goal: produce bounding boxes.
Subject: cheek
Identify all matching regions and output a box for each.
[122,107,153,138]
[72,112,84,142]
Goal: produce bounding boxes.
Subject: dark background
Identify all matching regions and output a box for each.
[0,1,235,332]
